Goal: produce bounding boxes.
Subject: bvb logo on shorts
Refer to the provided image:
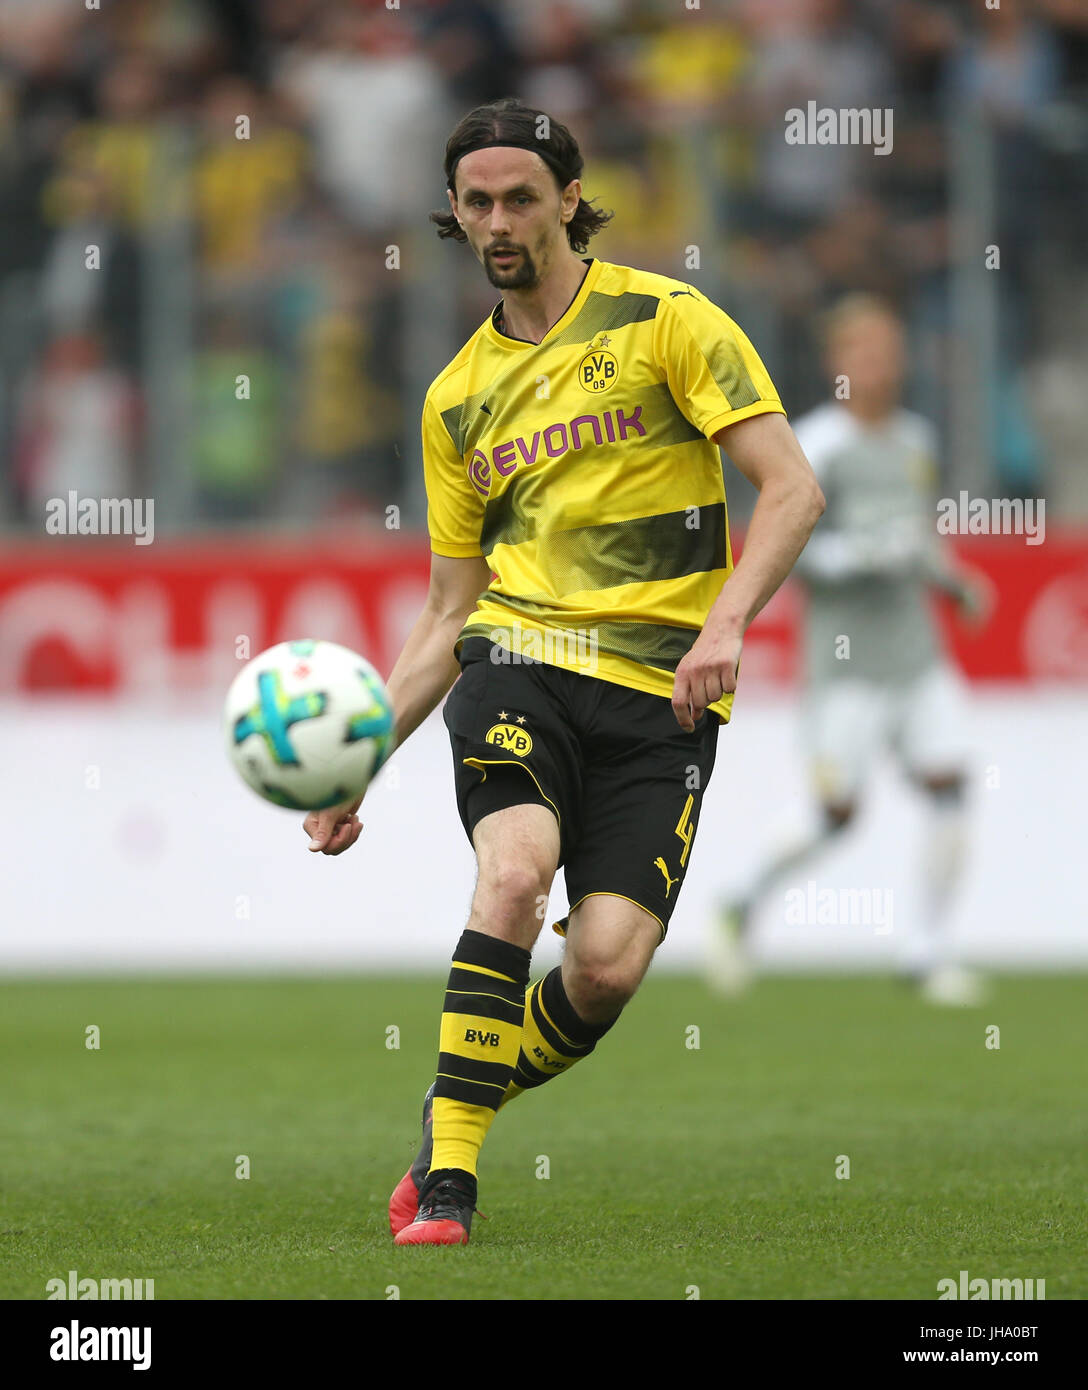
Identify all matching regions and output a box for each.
[578,348,619,393]
[485,723,533,757]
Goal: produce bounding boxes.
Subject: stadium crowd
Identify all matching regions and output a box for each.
[1,0,1085,528]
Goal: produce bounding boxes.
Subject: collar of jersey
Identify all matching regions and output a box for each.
[486,257,602,350]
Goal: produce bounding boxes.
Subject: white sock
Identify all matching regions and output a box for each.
[903,790,968,975]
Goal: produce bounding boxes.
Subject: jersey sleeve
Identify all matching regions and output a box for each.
[651,289,785,442]
[421,392,485,558]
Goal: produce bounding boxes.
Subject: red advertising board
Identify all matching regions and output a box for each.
[0,531,1085,695]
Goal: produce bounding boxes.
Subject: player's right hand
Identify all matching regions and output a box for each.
[304,795,364,855]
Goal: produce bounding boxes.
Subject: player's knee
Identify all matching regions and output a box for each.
[822,800,856,832]
[566,960,638,1016]
[478,860,550,919]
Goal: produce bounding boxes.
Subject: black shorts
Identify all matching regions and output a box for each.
[442,636,721,941]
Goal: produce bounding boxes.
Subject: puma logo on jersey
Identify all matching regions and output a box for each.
[669,289,697,298]
[654,856,680,896]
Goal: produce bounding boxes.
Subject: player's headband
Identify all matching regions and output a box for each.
[449,139,575,191]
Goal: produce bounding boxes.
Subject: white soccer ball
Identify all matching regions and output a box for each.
[224,639,396,811]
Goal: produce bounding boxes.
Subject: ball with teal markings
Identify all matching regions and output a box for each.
[224,639,396,811]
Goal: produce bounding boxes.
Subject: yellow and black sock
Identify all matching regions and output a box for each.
[430,928,531,1178]
[500,965,621,1107]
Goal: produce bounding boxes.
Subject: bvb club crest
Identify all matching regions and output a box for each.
[578,347,619,394]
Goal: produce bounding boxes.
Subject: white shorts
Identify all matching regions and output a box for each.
[803,666,970,805]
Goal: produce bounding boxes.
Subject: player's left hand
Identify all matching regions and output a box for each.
[304,794,364,855]
[672,629,742,731]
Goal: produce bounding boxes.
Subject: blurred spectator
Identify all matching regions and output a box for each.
[193,75,308,276]
[13,329,138,521]
[190,308,282,523]
[273,6,440,233]
[1038,0,1088,250]
[944,0,1057,495]
[38,162,143,372]
[56,52,164,235]
[741,0,891,233]
[283,235,402,523]
[631,1,752,263]
[420,0,524,107]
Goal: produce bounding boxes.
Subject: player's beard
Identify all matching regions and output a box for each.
[483,243,540,290]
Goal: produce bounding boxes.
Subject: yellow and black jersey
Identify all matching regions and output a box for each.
[422,256,784,722]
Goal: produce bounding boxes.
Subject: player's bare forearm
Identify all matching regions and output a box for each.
[671,412,824,730]
[383,551,492,751]
[304,551,490,854]
[302,611,464,855]
[384,607,467,751]
[710,472,824,635]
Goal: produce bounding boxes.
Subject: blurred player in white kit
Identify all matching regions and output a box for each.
[709,295,992,1005]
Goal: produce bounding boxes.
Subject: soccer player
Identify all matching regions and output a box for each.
[304,98,824,1246]
[708,294,992,1005]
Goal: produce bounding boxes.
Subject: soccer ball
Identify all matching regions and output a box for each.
[224,639,395,811]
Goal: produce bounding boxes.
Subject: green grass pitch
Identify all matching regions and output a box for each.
[1,974,1083,1300]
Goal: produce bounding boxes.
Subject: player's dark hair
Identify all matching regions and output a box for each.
[430,97,613,254]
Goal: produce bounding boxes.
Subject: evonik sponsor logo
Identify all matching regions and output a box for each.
[467,406,645,496]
